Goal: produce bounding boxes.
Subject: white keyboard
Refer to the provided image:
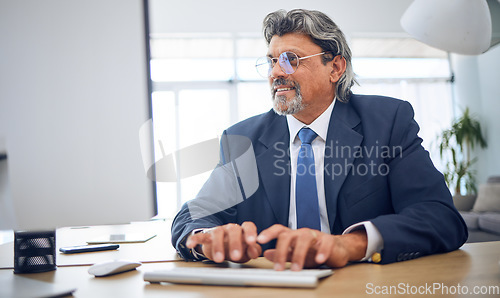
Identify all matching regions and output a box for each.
[143,267,333,288]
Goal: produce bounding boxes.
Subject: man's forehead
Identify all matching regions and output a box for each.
[267,33,317,56]
[267,47,304,57]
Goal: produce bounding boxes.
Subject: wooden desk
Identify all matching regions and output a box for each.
[1,241,499,297]
[0,220,178,269]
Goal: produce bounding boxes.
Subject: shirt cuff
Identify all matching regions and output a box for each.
[343,221,384,262]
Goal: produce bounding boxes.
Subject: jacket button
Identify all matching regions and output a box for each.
[371,252,382,263]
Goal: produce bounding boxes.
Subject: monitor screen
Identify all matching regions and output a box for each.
[0,0,156,231]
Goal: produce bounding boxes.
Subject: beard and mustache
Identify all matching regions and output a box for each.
[271,78,306,116]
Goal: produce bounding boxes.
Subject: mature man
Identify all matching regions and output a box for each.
[171,9,467,271]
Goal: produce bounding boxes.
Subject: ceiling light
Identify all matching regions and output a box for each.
[401,0,492,55]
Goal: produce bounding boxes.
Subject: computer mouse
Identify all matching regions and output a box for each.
[88,259,142,277]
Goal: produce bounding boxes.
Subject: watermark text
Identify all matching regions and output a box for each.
[366,282,500,295]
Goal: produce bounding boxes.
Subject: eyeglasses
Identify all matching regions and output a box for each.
[255,51,327,77]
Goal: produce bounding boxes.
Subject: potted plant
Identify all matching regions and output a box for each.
[438,107,487,211]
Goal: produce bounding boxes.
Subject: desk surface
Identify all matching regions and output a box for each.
[1,240,499,297]
[0,220,178,269]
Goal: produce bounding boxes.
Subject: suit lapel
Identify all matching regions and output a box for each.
[324,101,363,232]
[256,115,290,226]
[253,102,363,231]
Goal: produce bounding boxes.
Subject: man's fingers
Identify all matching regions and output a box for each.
[263,249,275,262]
[290,229,318,271]
[186,232,211,248]
[257,224,288,244]
[315,234,333,264]
[237,222,262,260]
[192,224,346,269]
[210,227,226,263]
[272,231,295,271]
[241,221,258,245]
[226,224,243,261]
[187,223,264,263]
[263,249,293,264]
[247,243,262,259]
[256,224,293,271]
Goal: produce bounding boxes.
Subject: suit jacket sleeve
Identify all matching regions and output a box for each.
[171,130,242,260]
[370,101,467,264]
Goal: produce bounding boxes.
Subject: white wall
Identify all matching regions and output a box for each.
[149,0,414,37]
[477,45,500,183]
[452,44,500,186]
[0,0,154,230]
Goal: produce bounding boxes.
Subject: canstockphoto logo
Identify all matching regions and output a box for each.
[139,119,223,182]
[139,119,259,219]
[186,134,260,220]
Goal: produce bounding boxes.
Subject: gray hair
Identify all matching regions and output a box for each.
[262,9,357,102]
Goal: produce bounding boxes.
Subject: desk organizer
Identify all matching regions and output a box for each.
[14,230,56,273]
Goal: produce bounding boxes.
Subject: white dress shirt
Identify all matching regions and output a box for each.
[286,99,384,261]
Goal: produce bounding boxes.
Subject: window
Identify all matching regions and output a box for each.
[150,34,271,219]
[350,38,453,171]
[150,35,453,219]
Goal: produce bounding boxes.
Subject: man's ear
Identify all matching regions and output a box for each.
[330,55,346,84]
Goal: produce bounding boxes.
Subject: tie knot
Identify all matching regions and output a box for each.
[298,127,317,145]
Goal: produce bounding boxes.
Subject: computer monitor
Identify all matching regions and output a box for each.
[0,0,156,232]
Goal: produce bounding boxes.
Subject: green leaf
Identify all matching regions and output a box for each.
[435,106,487,195]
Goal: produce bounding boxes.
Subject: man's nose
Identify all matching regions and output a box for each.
[270,61,287,79]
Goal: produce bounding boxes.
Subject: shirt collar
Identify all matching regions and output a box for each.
[286,98,336,143]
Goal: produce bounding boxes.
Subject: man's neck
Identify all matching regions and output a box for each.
[292,98,334,125]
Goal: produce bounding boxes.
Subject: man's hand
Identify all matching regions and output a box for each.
[257,224,367,271]
[185,222,262,263]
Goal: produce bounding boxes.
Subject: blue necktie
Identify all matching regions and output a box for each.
[296,127,321,230]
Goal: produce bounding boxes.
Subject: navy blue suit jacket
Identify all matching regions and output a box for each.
[172,94,468,264]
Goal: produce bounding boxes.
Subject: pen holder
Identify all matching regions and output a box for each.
[14,230,56,274]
